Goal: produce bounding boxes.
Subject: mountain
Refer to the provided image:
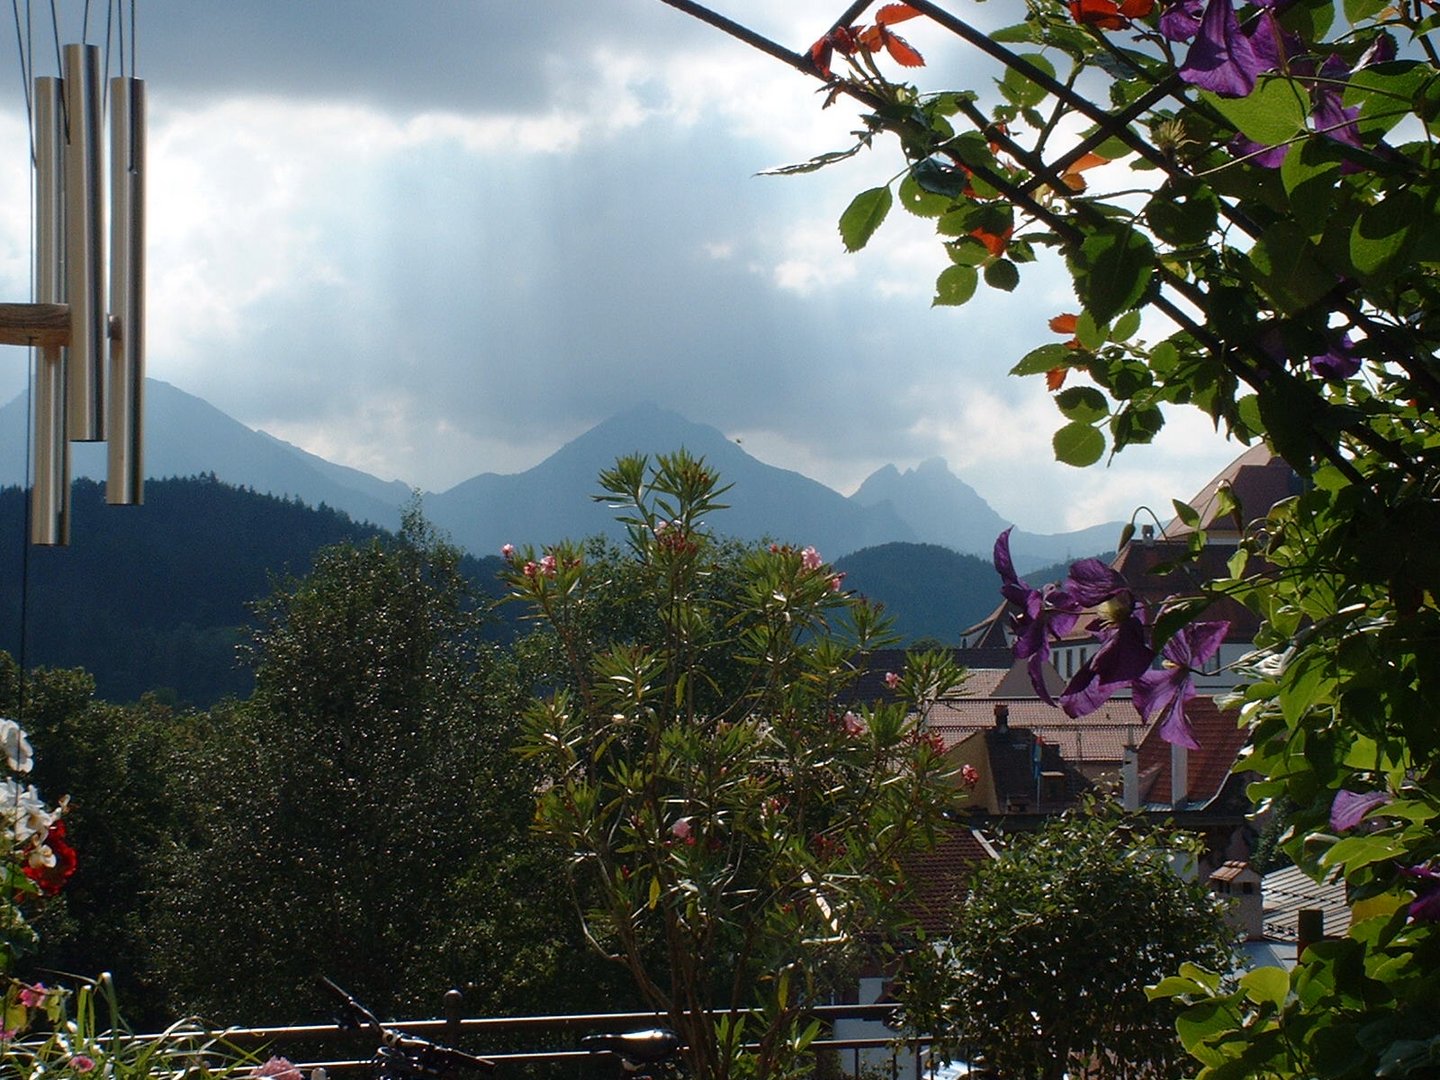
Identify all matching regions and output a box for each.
[0,380,407,530]
[0,384,1117,567]
[850,457,1122,573]
[422,403,916,558]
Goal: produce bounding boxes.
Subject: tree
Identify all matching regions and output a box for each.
[147,510,601,1023]
[907,806,1234,1080]
[662,1,1440,1073]
[509,452,964,1080]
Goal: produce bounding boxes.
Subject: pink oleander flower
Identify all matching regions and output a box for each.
[670,817,694,844]
[17,983,46,1009]
[0,1027,17,1042]
[961,763,980,788]
[69,1056,96,1074]
[252,1057,303,1080]
[654,519,669,535]
[522,561,538,578]
[884,671,901,690]
[539,554,557,577]
[842,711,867,737]
[501,543,515,558]
[801,546,823,571]
[828,573,846,592]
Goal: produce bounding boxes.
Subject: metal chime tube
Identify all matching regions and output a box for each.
[31,77,70,545]
[62,43,105,442]
[107,77,145,504]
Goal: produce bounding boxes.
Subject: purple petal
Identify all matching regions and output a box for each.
[1246,10,1299,74]
[1164,620,1231,667]
[1309,335,1360,380]
[1180,0,1265,97]
[1060,618,1155,718]
[1065,559,1128,607]
[1159,0,1204,41]
[1330,789,1391,832]
[1134,667,1198,748]
[1028,652,1058,706]
[1401,865,1440,922]
[1229,133,1288,168]
[993,527,1023,590]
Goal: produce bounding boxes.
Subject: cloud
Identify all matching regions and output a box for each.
[0,1,1244,535]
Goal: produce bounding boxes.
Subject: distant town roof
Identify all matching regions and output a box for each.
[905,825,999,934]
[1263,863,1352,941]
[1164,443,1301,539]
[930,697,1146,765]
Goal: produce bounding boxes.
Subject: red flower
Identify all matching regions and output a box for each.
[23,820,77,897]
[1069,0,1154,29]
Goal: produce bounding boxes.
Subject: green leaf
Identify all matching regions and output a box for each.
[984,258,1020,292]
[1351,191,1422,279]
[899,171,951,219]
[1176,999,1235,1053]
[999,53,1055,109]
[1056,387,1109,423]
[1111,309,1142,343]
[1240,965,1290,1007]
[1076,310,1107,351]
[946,236,991,266]
[839,186,893,253]
[933,264,979,306]
[1052,421,1105,467]
[1248,220,1336,314]
[1067,224,1154,324]
[1172,499,1201,528]
[1147,185,1220,246]
[1202,75,1309,146]
[1012,342,1073,376]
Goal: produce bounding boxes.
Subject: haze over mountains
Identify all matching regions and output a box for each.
[0,380,1120,571]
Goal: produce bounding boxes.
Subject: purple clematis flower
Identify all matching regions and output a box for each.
[1400,864,1440,922]
[1133,620,1230,748]
[1309,334,1361,380]
[1061,614,1154,718]
[1330,788,1392,832]
[1055,560,1155,718]
[1158,0,1204,41]
[1180,0,1267,97]
[1310,54,1367,171]
[994,528,1080,704]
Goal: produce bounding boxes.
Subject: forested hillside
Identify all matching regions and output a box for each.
[0,478,511,705]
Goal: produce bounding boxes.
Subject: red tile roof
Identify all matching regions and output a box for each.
[904,826,998,934]
[1135,697,1249,806]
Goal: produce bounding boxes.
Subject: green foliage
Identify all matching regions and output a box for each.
[145,509,604,1024]
[903,807,1234,1080]
[510,452,965,1080]
[731,0,1440,1074]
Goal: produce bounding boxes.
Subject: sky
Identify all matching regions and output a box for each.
[0,0,1244,534]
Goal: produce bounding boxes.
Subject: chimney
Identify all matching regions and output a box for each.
[994,703,1009,732]
[1297,908,1324,960]
[1171,741,1189,808]
[1121,743,1139,811]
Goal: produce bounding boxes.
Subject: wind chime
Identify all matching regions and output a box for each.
[0,37,145,545]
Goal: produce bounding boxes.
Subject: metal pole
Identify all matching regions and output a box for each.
[107,76,144,503]
[63,43,105,442]
[31,76,70,545]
